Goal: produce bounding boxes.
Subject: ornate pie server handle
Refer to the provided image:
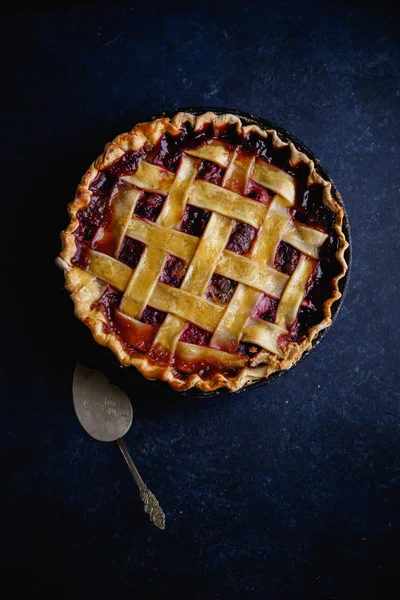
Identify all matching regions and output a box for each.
[116,438,166,530]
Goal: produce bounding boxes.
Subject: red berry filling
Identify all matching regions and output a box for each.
[294,185,336,233]
[93,288,122,324]
[206,274,237,305]
[141,306,166,327]
[252,294,278,323]
[179,323,212,346]
[237,342,262,357]
[93,289,155,352]
[117,237,144,269]
[247,180,273,205]
[74,172,115,243]
[226,221,256,255]
[240,131,292,170]
[180,205,211,237]
[96,287,121,308]
[274,241,300,275]
[152,135,182,173]
[134,192,165,222]
[74,151,144,244]
[197,159,224,185]
[71,240,90,270]
[107,150,144,178]
[159,254,187,288]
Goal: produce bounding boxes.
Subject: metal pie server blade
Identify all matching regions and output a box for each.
[72,362,165,530]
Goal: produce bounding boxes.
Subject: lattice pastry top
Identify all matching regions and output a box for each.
[57,112,348,392]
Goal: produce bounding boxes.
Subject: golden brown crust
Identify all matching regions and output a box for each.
[57,111,348,393]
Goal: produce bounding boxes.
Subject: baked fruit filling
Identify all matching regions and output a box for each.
[61,113,347,391]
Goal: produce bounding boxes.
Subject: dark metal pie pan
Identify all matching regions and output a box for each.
[69,107,351,400]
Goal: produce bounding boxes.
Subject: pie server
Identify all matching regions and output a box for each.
[72,362,165,529]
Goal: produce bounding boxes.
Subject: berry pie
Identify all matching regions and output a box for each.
[57,111,348,392]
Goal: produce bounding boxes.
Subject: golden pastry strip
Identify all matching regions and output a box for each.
[123,161,175,194]
[158,154,200,228]
[211,285,262,353]
[242,317,286,357]
[189,179,267,228]
[87,250,132,291]
[120,247,166,318]
[175,342,248,368]
[150,282,225,331]
[276,255,316,328]
[181,213,233,295]
[113,188,142,256]
[126,216,199,262]
[215,252,289,298]
[185,140,232,168]
[251,160,295,205]
[282,220,328,259]
[222,148,255,195]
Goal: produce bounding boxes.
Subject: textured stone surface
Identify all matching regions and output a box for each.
[2,1,399,598]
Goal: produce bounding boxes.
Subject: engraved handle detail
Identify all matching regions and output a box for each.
[116,438,165,530]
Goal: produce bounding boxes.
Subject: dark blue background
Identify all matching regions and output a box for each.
[2,1,399,598]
